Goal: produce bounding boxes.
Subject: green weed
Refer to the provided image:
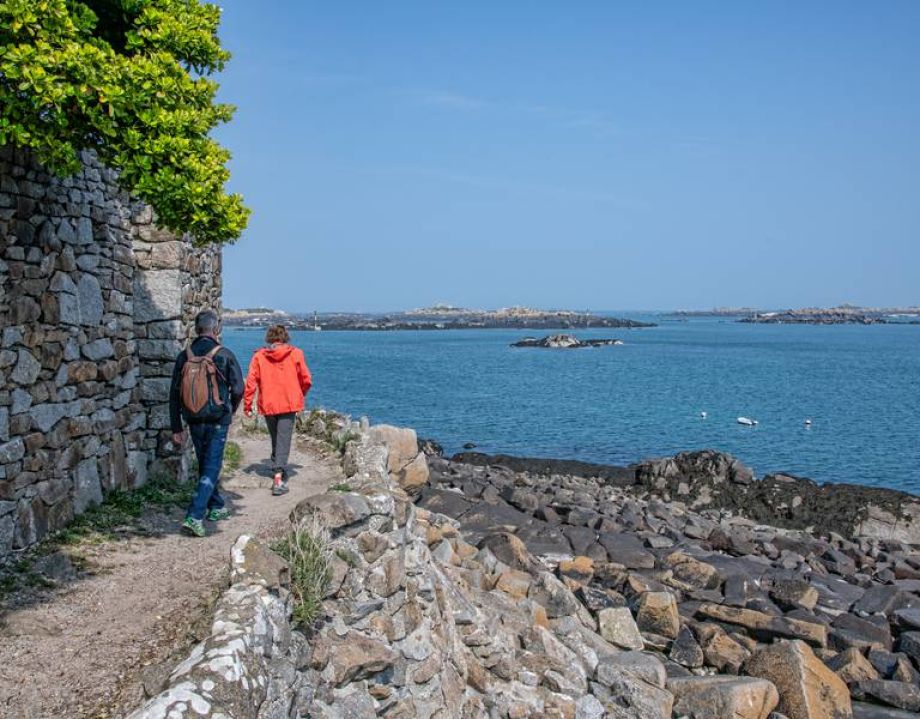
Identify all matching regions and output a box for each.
[271,518,331,629]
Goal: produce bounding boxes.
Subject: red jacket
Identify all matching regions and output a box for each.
[243,344,312,416]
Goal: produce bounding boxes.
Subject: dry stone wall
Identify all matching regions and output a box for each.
[0,146,221,556]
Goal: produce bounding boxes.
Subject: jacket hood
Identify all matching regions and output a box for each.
[260,343,294,361]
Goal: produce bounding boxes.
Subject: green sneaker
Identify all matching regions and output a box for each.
[182,517,206,537]
[206,508,231,521]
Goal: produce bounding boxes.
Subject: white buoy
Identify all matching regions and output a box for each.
[805,418,812,427]
[700,411,707,419]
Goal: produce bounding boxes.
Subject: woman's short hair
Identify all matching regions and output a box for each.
[265,324,290,344]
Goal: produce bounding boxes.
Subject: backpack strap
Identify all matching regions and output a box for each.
[185,345,195,361]
[204,345,222,359]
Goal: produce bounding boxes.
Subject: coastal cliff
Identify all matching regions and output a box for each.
[132,413,920,718]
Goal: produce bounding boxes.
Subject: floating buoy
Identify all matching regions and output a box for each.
[805,418,812,427]
[700,411,707,419]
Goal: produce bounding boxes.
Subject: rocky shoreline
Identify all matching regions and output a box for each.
[131,413,920,718]
[418,445,920,716]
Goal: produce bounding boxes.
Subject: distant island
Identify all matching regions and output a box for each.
[223,305,656,331]
[739,304,920,325]
[664,304,920,324]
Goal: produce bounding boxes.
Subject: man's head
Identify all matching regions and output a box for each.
[195,310,220,337]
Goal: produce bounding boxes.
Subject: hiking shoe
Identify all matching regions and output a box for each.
[182,517,206,537]
[206,508,231,521]
[271,473,289,496]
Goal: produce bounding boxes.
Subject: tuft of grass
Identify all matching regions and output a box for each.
[330,429,359,456]
[328,483,351,493]
[222,441,243,474]
[271,518,332,629]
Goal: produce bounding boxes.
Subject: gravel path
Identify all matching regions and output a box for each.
[0,429,341,719]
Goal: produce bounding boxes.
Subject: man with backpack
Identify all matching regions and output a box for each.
[169,310,244,537]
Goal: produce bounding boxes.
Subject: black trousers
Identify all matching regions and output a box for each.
[265,412,295,477]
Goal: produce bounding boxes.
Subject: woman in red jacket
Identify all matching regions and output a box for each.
[243,325,312,495]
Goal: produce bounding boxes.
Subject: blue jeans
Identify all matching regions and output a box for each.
[187,423,229,521]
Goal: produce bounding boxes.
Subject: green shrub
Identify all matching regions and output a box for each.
[271,518,331,629]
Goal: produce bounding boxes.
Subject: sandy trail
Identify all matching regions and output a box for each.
[0,429,340,719]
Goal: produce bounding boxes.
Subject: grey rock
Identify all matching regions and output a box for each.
[73,459,103,514]
[82,338,114,361]
[76,273,104,326]
[11,349,41,385]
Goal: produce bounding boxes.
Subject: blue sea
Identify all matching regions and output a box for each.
[224,318,920,494]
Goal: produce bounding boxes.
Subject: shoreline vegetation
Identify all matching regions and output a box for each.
[223,303,920,329]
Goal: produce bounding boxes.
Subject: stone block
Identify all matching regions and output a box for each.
[0,438,25,463]
[73,458,103,514]
[82,338,114,361]
[134,269,182,322]
[11,349,41,385]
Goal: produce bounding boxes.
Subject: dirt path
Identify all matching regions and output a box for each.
[0,430,341,719]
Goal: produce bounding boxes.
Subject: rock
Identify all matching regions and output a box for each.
[598,607,644,650]
[328,632,398,686]
[771,579,820,611]
[852,701,920,719]
[667,551,722,589]
[668,675,780,719]
[75,273,103,326]
[635,591,680,639]
[826,647,881,684]
[479,532,542,573]
[73,459,102,514]
[895,631,920,663]
[598,651,666,688]
[830,613,892,652]
[393,452,429,496]
[599,533,656,569]
[697,624,751,674]
[670,625,705,668]
[291,492,371,531]
[133,268,182,322]
[495,569,533,599]
[558,556,596,585]
[594,664,674,719]
[576,584,626,614]
[11,349,41,385]
[230,535,290,589]
[511,334,623,349]
[850,681,920,713]
[696,604,828,648]
[853,587,917,616]
[529,571,581,618]
[744,640,852,719]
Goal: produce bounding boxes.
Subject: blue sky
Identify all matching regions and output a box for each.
[215,1,919,312]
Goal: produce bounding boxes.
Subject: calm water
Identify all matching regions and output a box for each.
[224,319,920,493]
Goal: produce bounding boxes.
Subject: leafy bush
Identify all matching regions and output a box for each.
[0,0,249,244]
[271,518,331,629]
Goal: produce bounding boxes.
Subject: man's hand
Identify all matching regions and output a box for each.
[172,431,186,447]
